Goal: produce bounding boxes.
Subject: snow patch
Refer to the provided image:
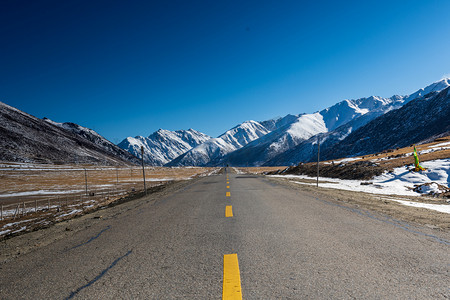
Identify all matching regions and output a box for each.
[269,158,450,198]
[388,199,450,214]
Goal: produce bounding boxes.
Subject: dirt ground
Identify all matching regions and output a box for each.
[267,176,450,231]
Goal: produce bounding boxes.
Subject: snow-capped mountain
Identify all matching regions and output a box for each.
[118,129,211,166]
[265,78,450,166]
[404,77,450,102]
[221,78,450,166]
[322,86,450,160]
[218,95,404,166]
[217,113,328,166]
[0,102,140,165]
[129,77,450,167]
[166,120,270,166]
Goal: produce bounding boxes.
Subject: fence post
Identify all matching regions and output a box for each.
[84,168,88,196]
[141,146,147,195]
[13,204,19,220]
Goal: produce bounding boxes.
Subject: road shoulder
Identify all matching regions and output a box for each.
[265,176,450,232]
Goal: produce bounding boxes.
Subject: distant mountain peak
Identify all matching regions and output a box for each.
[118,128,211,166]
[405,78,450,102]
[166,120,271,166]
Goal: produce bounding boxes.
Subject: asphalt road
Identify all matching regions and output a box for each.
[1,170,449,299]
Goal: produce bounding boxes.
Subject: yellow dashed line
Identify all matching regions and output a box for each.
[226,191,231,197]
[223,254,242,299]
[225,205,233,217]
[227,186,230,189]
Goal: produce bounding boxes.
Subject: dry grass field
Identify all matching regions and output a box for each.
[0,164,216,203]
[234,166,287,174]
[330,135,450,170]
[0,163,218,234]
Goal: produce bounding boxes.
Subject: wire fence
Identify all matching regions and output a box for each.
[0,165,217,230]
[0,185,147,223]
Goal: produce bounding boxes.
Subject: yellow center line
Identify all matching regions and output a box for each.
[227,186,230,189]
[223,254,242,299]
[226,191,231,197]
[225,205,233,217]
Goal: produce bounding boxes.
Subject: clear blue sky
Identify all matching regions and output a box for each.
[1,0,450,143]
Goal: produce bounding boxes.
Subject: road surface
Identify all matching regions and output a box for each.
[1,169,449,299]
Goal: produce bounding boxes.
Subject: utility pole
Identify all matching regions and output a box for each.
[84,168,88,196]
[317,136,320,187]
[141,146,147,195]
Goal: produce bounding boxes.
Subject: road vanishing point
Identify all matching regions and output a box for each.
[1,168,449,299]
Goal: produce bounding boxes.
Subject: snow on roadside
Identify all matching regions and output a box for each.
[232,167,245,174]
[375,159,449,190]
[58,209,83,218]
[387,198,450,214]
[271,159,450,196]
[269,158,450,213]
[201,168,221,176]
[0,189,84,198]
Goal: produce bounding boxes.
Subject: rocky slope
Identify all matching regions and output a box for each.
[0,102,140,165]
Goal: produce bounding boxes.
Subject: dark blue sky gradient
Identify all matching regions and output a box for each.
[1,0,450,142]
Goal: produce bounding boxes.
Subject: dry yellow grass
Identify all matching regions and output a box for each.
[235,166,287,174]
[0,164,216,206]
[322,135,450,170]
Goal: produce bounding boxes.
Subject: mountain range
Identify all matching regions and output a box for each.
[266,78,450,166]
[118,129,211,166]
[1,78,449,166]
[146,78,447,167]
[322,86,450,160]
